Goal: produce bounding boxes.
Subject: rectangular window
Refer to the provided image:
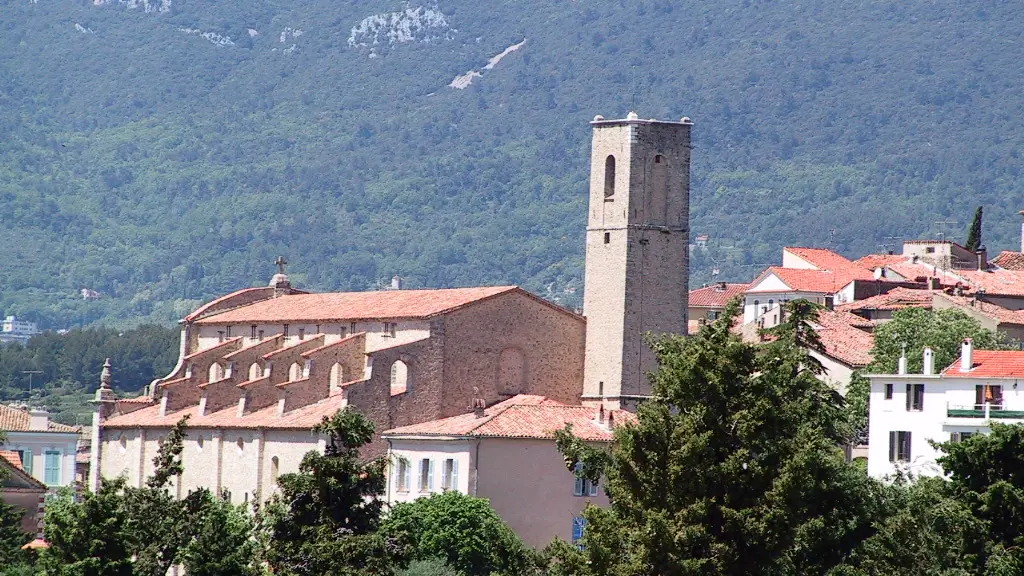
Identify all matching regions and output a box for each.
[572,462,599,497]
[258,330,264,340]
[976,385,1004,409]
[350,322,357,334]
[315,324,320,334]
[888,431,912,462]
[44,451,61,485]
[217,331,225,343]
[441,458,458,490]
[283,324,290,338]
[251,325,257,339]
[884,383,893,400]
[298,328,305,340]
[603,232,610,244]
[906,384,924,411]
[340,326,347,338]
[419,458,433,492]
[951,432,976,443]
[925,247,936,254]
[226,326,232,338]
[382,322,397,337]
[396,458,410,492]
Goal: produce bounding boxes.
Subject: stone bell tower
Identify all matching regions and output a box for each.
[582,112,692,411]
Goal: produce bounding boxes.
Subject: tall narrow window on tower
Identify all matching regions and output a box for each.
[604,155,616,199]
[648,154,668,225]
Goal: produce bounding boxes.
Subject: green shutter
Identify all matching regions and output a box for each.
[44,451,61,485]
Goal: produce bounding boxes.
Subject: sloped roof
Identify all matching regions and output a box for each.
[748,267,856,294]
[689,283,747,308]
[813,310,875,368]
[934,292,1024,326]
[838,287,934,312]
[0,450,23,469]
[943,350,1024,378]
[383,395,635,441]
[0,405,79,434]
[785,247,860,272]
[993,251,1024,271]
[193,286,532,324]
[954,268,1024,297]
[854,253,907,271]
[0,452,47,491]
[102,394,347,430]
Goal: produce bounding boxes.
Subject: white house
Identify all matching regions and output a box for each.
[382,395,632,549]
[867,338,1024,478]
[0,405,80,489]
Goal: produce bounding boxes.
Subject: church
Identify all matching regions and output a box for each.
[90,112,693,511]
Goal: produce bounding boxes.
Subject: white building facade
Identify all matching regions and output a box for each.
[867,339,1024,478]
[0,405,80,489]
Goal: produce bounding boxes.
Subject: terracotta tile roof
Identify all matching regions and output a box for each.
[118,396,156,404]
[943,350,1024,378]
[812,310,875,368]
[184,287,272,322]
[785,247,860,272]
[0,405,79,433]
[101,393,347,430]
[301,332,364,357]
[748,267,861,294]
[953,268,1024,297]
[993,251,1024,271]
[22,539,49,550]
[383,395,635,441]
[193,286,521,324]
[688,283,748,308]
[837,287,934,312]
[0,450,23,470]
[854,254,907,270]
[934,293,1024,326]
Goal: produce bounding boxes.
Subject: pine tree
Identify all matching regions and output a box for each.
[549,299,881,576]
[965,205,983,251]
[264,408,408,576]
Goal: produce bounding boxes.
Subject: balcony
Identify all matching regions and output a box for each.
[946,403,1024,420]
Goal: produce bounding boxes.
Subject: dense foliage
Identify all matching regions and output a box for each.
[2,0,1024,329]
[0,324,178,423]
[382,491,539,576]
[549,300,880,574]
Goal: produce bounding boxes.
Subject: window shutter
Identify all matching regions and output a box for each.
[904,432,912,460]
[951,432,960,443]
[428,459,435,491]
[906,384,912,411]
[574,477,584,497]
[404,461,411,491]
[451,460,459,493]
[889,431,897,462]
[976,385,984,408]
[589,479,598,496]
[44,452,60,485]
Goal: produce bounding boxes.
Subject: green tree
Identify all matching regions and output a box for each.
[548,300,881,575]
[179,492,259,576]
[264,408,407,576]
[965,205,984,252]
[38,481,134,576]
[382,491,538,576]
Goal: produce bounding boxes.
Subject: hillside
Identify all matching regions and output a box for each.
[2,0,1023,329]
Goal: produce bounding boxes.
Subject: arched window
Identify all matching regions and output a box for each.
[753,300,760,318]
[248,362,262,381]
[208,363,225,383]
[647,154,668,225]
[329,363,346,392]
[603,155,616,198]
[271,456,280,485]
[390,360,410,395]
[768,299,774,310]
[497,348,526,395]
[288,362,303,382]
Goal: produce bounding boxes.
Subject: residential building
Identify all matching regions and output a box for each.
[0,316,40,344]
[687,282,747,333]
[382,394,632,548]
[0,451,47,535]
[867,338,1024,478]
[0,405,79,489]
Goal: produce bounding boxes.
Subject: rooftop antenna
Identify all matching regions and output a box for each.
[828,229,837,247]
[631,65,638,112]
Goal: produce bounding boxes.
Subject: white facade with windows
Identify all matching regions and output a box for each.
[0,406,80,489]
[867,340,1024,478]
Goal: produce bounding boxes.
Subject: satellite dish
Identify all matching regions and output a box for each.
[873,267,884,281]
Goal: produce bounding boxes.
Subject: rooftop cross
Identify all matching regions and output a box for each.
[275,256,288,275]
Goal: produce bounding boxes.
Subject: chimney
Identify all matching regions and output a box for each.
[391,276,402,290]
[28,409,49,431]
[471,386,486,418]
[716,281,727,291]
[923,347,935,375]
[607,411,615,430]
[597,405,606,425]
[898,353,907,375]
[976,247,988,271]
[960,338,974,372]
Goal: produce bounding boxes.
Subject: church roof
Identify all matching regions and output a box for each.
[101,393,348,430]
[193,286,526,324]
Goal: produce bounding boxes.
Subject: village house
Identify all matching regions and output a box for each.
[687,282,747,334]
[0,450,47,536]
[0,405,79,490]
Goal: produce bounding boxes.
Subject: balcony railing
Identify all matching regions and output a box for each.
[946,403,1024,419]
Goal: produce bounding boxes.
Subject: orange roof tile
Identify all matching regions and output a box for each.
[748,267,861,294]
[934,293,1024,326]
[993,251,1024,271]
[837,287,934,312]
[22,539,49,550]
[383,395,635,441]
[0,405,79,433]
[118,396,156,404]
[953,268,1024,297]
[689,283,748,308]
[193,287,520,325]
[853,253,907,271]
[943,350,1024,378]
[785,247,861,272]
[813,310,875,368]
[102,394,347,430]
[0,450,23,470]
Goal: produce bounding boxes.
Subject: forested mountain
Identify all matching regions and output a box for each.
[2,0,1023,329]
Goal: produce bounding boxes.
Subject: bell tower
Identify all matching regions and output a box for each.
[582,112,692,411]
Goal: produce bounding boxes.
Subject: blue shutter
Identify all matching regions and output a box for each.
[572,516,586,549]
[44,451,61,485]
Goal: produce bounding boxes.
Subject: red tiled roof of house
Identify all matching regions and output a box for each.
[383,395,635,441]
[934,293,1024,326]
[0,405,79,433]
[837,287,934,312]
[853,253,907,271]
[953,268,1024,297]
[22,539,49,550]
[0,450,23,470]
[812,310,875,368]
[904,239,972,251]
[993,251,1024,271]
[688,283,748,308]
[193,286,523,324]
[101,394,347,430]
[785,247,860,272]
[748,267,860,294]
[943,350,1024,378]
